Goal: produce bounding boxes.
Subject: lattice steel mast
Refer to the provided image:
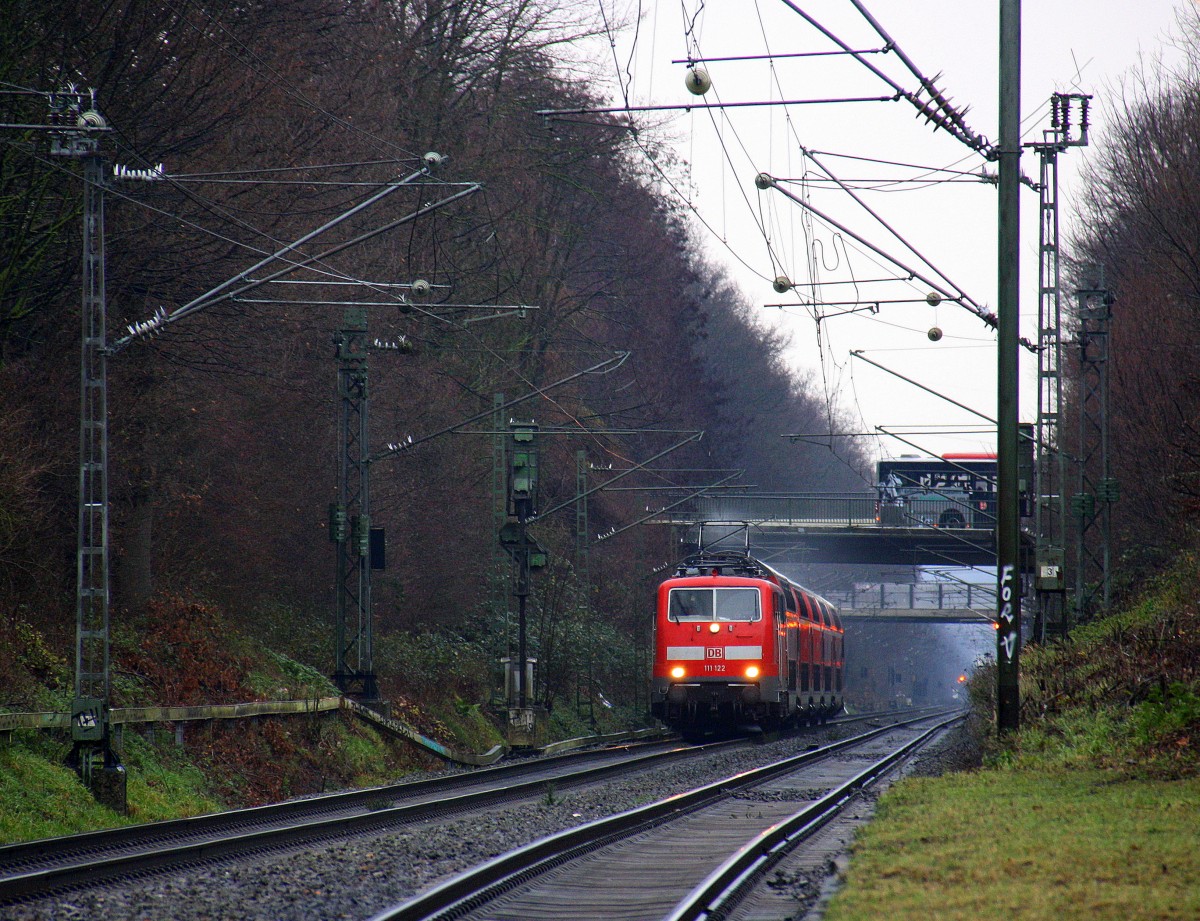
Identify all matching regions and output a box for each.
[1073,272,1117,619]
[1030,93,1091,639]
[331,308,378,699]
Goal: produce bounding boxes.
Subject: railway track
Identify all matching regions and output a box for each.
[0,709,941,914]
[0,737,708,904]
[367,710,963,921]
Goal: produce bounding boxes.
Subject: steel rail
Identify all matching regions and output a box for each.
[664,712,965,921]
[0,709,905,891]
[0,737,725,904]
[367,710,958,921]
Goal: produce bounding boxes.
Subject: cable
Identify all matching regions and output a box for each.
[165,159,426,179]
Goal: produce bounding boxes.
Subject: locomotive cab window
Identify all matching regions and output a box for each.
[668,587,761,622]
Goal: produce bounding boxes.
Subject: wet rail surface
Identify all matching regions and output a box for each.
[0,737,708,903]
[0,708,936,908]
[369,711,962,921]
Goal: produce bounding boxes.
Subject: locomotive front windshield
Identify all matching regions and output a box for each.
[668,587,760,622]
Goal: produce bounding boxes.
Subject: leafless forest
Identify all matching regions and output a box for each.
[0,1,869,713]
[3,1,1198,717]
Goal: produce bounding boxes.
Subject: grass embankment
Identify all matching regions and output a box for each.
[0,594,649,845]
[826,556,1200,921]
[0,596,506,844]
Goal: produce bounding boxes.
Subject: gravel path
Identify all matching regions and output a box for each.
[9,720,977,921]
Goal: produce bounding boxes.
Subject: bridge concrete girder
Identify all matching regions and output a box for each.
[838,609,997,625]
[680,521,1003,568]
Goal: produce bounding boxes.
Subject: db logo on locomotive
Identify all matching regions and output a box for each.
[705,647,724,659]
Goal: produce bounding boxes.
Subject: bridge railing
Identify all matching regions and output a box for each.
[824,582,997,611]
[671,493,996,531]
[687,493,879,526]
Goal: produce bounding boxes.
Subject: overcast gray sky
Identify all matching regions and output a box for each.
[587,0,1185,467]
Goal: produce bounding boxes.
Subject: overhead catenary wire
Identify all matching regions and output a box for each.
[4,140,400,313]
[110,172,481,352]
[674,46,889,64]
[766,177,1039,353]
[777,0,992,156]
[96,112,523,350]
[18,30,667,480]
[101,122,449,286]
[605,3,991,306]
[686,0,1051,364]
[846,0,990,152]
[640,4,991,340]
[796,145,984,312]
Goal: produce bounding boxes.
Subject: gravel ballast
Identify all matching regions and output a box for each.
[8,720,977,921]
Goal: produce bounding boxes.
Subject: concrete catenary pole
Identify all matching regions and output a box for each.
[996,0,1022,733]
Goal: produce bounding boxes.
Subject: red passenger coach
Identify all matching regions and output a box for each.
[650,551,844,733]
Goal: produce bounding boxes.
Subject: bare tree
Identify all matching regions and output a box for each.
[1069,8,1200,571]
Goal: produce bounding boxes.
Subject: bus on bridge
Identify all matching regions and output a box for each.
[876,453,997,530]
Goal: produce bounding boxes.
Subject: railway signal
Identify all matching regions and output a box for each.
[508,421,539,520]
[503,420,546,745]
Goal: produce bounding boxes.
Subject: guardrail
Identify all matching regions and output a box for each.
[0,697,506,767]
[0,698,662,767]
[340,698,507,766]
[0,697,342,732]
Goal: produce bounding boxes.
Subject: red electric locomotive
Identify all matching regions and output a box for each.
[650,551,844,733]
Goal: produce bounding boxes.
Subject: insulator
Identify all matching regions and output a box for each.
[685,67,711,96]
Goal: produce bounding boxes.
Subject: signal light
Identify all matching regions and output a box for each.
[508,421,539,520]
[745,665,760,679]
[328,503,347,543]
[708,622,721,634]
[351,514,370,556]
[670,666,685,679]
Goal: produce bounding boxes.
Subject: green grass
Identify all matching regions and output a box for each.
[826,769,1200,921]
[0,727,226,841]
[0,602,650,845]
[826,555,1200,920]
[119,730,224,822]
[0,744,130,841]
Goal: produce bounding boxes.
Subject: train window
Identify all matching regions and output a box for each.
[668,587,761,622]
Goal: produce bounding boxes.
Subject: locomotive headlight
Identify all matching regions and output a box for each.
[745,665,760,679]
[708,622,721,634]
[670,666,686,679]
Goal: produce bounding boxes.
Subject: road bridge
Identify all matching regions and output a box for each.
[825,583,998,625]
[655,494,1012,568]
